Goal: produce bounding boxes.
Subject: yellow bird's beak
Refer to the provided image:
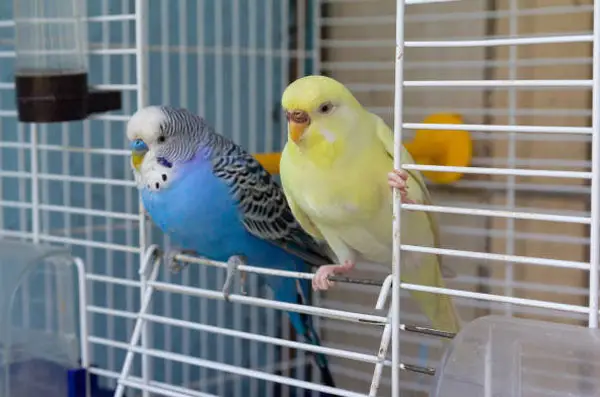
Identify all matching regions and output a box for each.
[286,110,310,144]
[130,138,148,172]
[131,151,146,172]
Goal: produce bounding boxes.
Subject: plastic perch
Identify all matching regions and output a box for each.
[431,315,600,397]
[252,113,472,183]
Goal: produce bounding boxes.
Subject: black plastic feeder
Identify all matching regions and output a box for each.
[13,0,122,123]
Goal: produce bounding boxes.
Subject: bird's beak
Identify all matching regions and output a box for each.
[286,110,310,144]
[129,138,148,171]
[131,150,147,172]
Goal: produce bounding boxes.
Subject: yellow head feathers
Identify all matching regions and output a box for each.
[281,75,363,145]
[281,75,361,113]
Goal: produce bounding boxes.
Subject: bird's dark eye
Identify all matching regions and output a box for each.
[157,135,166,143]
[318,101,334,114]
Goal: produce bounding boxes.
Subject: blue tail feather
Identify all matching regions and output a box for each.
[271,274,336,390]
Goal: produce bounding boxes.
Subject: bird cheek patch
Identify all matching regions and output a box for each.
[157,156,173,168]
[320,127,337,143]
[141,164,175,192]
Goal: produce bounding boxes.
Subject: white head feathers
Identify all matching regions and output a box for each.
[126,106,166,146]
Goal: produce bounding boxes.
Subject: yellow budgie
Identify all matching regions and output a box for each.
[279,75,461,333]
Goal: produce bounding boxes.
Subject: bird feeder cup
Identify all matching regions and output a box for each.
[13,0,121,123]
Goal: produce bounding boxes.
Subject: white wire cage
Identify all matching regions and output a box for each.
[0,0,598,396]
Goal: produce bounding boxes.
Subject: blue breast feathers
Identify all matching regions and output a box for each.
[140,154,305,272]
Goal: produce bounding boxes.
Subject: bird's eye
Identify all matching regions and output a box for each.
[318,102,334,114]
[157,135,166,143]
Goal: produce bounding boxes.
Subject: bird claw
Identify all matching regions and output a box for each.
[240,271,248,296]
[163,248,196,273]
[387,169,415,204]
[312,260,355,291]
[222,255,248,302]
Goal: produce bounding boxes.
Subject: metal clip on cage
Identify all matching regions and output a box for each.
[13,0,121,123]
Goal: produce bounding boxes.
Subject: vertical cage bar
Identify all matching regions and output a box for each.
[60,122,72,317]
[392,0,406,395]
[135,0,150,395]
[121,0,137,385]
[164,250,173,386]
[178,0,191,386]
[197,0,205,121]
[504,0,518,316]
[265,0,274,153]
[296,0,306,78]
[40,123,52,332]
[17,123,29,328]
[82,118,96,380]
[17,122,26,241]
[313,0,321,75]
[484,328,492,397]
[101,0,116,372]
[177,0,188,309]
[215,1,224,135]
[232,0,241,147]
[280,3,291,390]
[214,2,226,392]
[163,244,173,387]
[25,123,39,330]
[247,0,261,387]
[196,0,208,388]
[179,0,188,107]
[0,92,3,236]
[250,281,261,397]
[248,0,258,154]
[60,121,72,338]
[280,1,290,149]
[231,1,242,396]
[74,257,92,397]
[310,1,322,394]
[589,0,600,328]
[295,0,308,389]
[30,124,39,244]
[264,1,275,389]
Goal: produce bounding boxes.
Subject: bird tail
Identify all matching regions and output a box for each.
[273,276,336,390]
[416,342,430,385]
[409,254,462,334]
[301,316,336,388]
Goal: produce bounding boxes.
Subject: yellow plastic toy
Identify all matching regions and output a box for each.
[403,113,472,184]
[252,112,472,184]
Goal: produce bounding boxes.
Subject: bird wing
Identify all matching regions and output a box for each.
[373,114,455,278]
[211,151,334,268]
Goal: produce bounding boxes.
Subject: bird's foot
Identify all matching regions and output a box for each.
[312,260,355,291]
[138,205,153,223]
[240,271,248,296]
[222,255,248,302]
[387,169,415,204]
[163,248,197,273]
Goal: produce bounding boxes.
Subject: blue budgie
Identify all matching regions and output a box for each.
[127,105,336,388]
